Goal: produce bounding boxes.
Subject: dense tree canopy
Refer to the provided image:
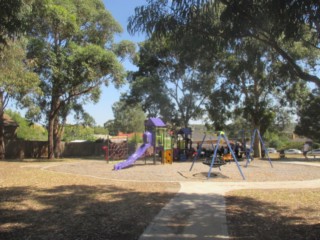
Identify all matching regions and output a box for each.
[27,0,135,158]
[124,29,218,128]
[108,100,145,134]
[0,39,40,158]
[0,0,31,47]
[129,0,320,88]
[126,0,319,154]
[295,89,320,143]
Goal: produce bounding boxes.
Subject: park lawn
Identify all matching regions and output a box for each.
[226,188,320,240]
[1,160,320,240]
[0,160,179,240]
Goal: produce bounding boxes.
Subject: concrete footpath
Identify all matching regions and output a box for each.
[139,163,320,240]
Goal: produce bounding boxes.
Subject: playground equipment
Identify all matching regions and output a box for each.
[102,136,128,163]
[245,129,273,168]
[175,127,193,161]
[190,131,246,180]
[114,131,152,170]
[145,118,173,164]
[114,118,173,170]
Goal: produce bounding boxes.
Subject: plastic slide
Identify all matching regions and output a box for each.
[114,143,151,170]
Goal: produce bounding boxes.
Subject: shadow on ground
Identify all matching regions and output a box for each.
[0,185,175,240]
[226,192,320,240]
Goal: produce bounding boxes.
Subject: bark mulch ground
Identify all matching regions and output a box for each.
[1,158,319,240]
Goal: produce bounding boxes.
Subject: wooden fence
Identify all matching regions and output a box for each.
[5,140,136,159]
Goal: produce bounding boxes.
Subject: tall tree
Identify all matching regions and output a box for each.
[0,39,40,159]
[27,0,135,158]
[129,0,320,88]
[295,89,320,142]
[0,0,31,47]
[208,39,308,156]
[218,0,320,87]
[111,100,145,134]
[124,36,217,128]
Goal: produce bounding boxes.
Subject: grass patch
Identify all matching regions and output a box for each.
[0,161,179,240]
[226,189,320,240]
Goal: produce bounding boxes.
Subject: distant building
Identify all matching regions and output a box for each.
[1,114,19,139]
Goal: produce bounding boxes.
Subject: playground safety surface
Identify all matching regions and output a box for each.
[16,159,320,240]
[43,158,320,182]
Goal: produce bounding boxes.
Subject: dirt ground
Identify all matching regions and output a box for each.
[1,158,320,240]
[43,158,320,182]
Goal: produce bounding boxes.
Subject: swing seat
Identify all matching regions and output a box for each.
[202,158,226,168]
[222,153,233,161]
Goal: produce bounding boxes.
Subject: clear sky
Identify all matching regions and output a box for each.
[80,0,147,126]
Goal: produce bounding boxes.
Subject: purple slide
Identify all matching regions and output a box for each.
[114,143,151,170]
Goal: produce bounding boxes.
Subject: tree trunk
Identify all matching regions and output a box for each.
[0,112,5,160]
[48,96,60,159]
[253,127,261,158]
[0,92,5,159]
[54,117,65,158]
[48,115,55,159]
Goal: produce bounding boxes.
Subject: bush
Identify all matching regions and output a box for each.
[279,142,304,151]
[128,133,143,145]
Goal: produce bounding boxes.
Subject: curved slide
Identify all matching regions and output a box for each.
[114,143,151,170]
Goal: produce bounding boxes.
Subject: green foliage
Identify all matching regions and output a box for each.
[0,0,31,46]
[312,142,320,149]
[263,131,289,150]
[295,90,320,142]
[124,36,216,127]
[5,110,47,140]
[0,39,41,115]
[63,124,95,142]
[111,101,145,134]
[280,142,304,152]
[129,0,320,87]
[112,40,136,60]
[93,126,108,135]
[25,0,135,157]
[104,120,117,136]
[128,133,143,145]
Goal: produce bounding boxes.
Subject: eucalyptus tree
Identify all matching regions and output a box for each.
[0,39,40,159]
[111,100,145,134]
[124,36,217,128]
[0,0,31,47]
[210,38,309,157]
[218,0,320,88]
[0,0,42,158]
[295,89,320,143]
[129,0,320,88]
[27,0,135,158]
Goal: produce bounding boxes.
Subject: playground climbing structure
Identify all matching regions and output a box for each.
[114,118,173,170]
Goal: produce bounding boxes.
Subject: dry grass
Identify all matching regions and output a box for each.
[0,160,179,240]
[1,159,320,240]
[226,189,320,240]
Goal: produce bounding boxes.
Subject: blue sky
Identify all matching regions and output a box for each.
[82,0,147,126]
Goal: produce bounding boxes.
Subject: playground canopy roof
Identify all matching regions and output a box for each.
[145,118,166,127]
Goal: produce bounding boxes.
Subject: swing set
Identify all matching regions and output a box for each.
[190,129,273,180]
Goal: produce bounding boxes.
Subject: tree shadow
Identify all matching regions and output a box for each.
[225,194,320,240]
[0,185,175,240]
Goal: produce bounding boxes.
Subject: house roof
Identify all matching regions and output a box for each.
[1,114,18,127]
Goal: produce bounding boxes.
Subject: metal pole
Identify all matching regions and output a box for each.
[257,130,273,168]
[223,133,246,180]
[207,134,222,179]
[189,134,206,171]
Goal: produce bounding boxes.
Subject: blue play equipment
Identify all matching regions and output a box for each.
[245,129,273,168]
[190,131,246,180]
